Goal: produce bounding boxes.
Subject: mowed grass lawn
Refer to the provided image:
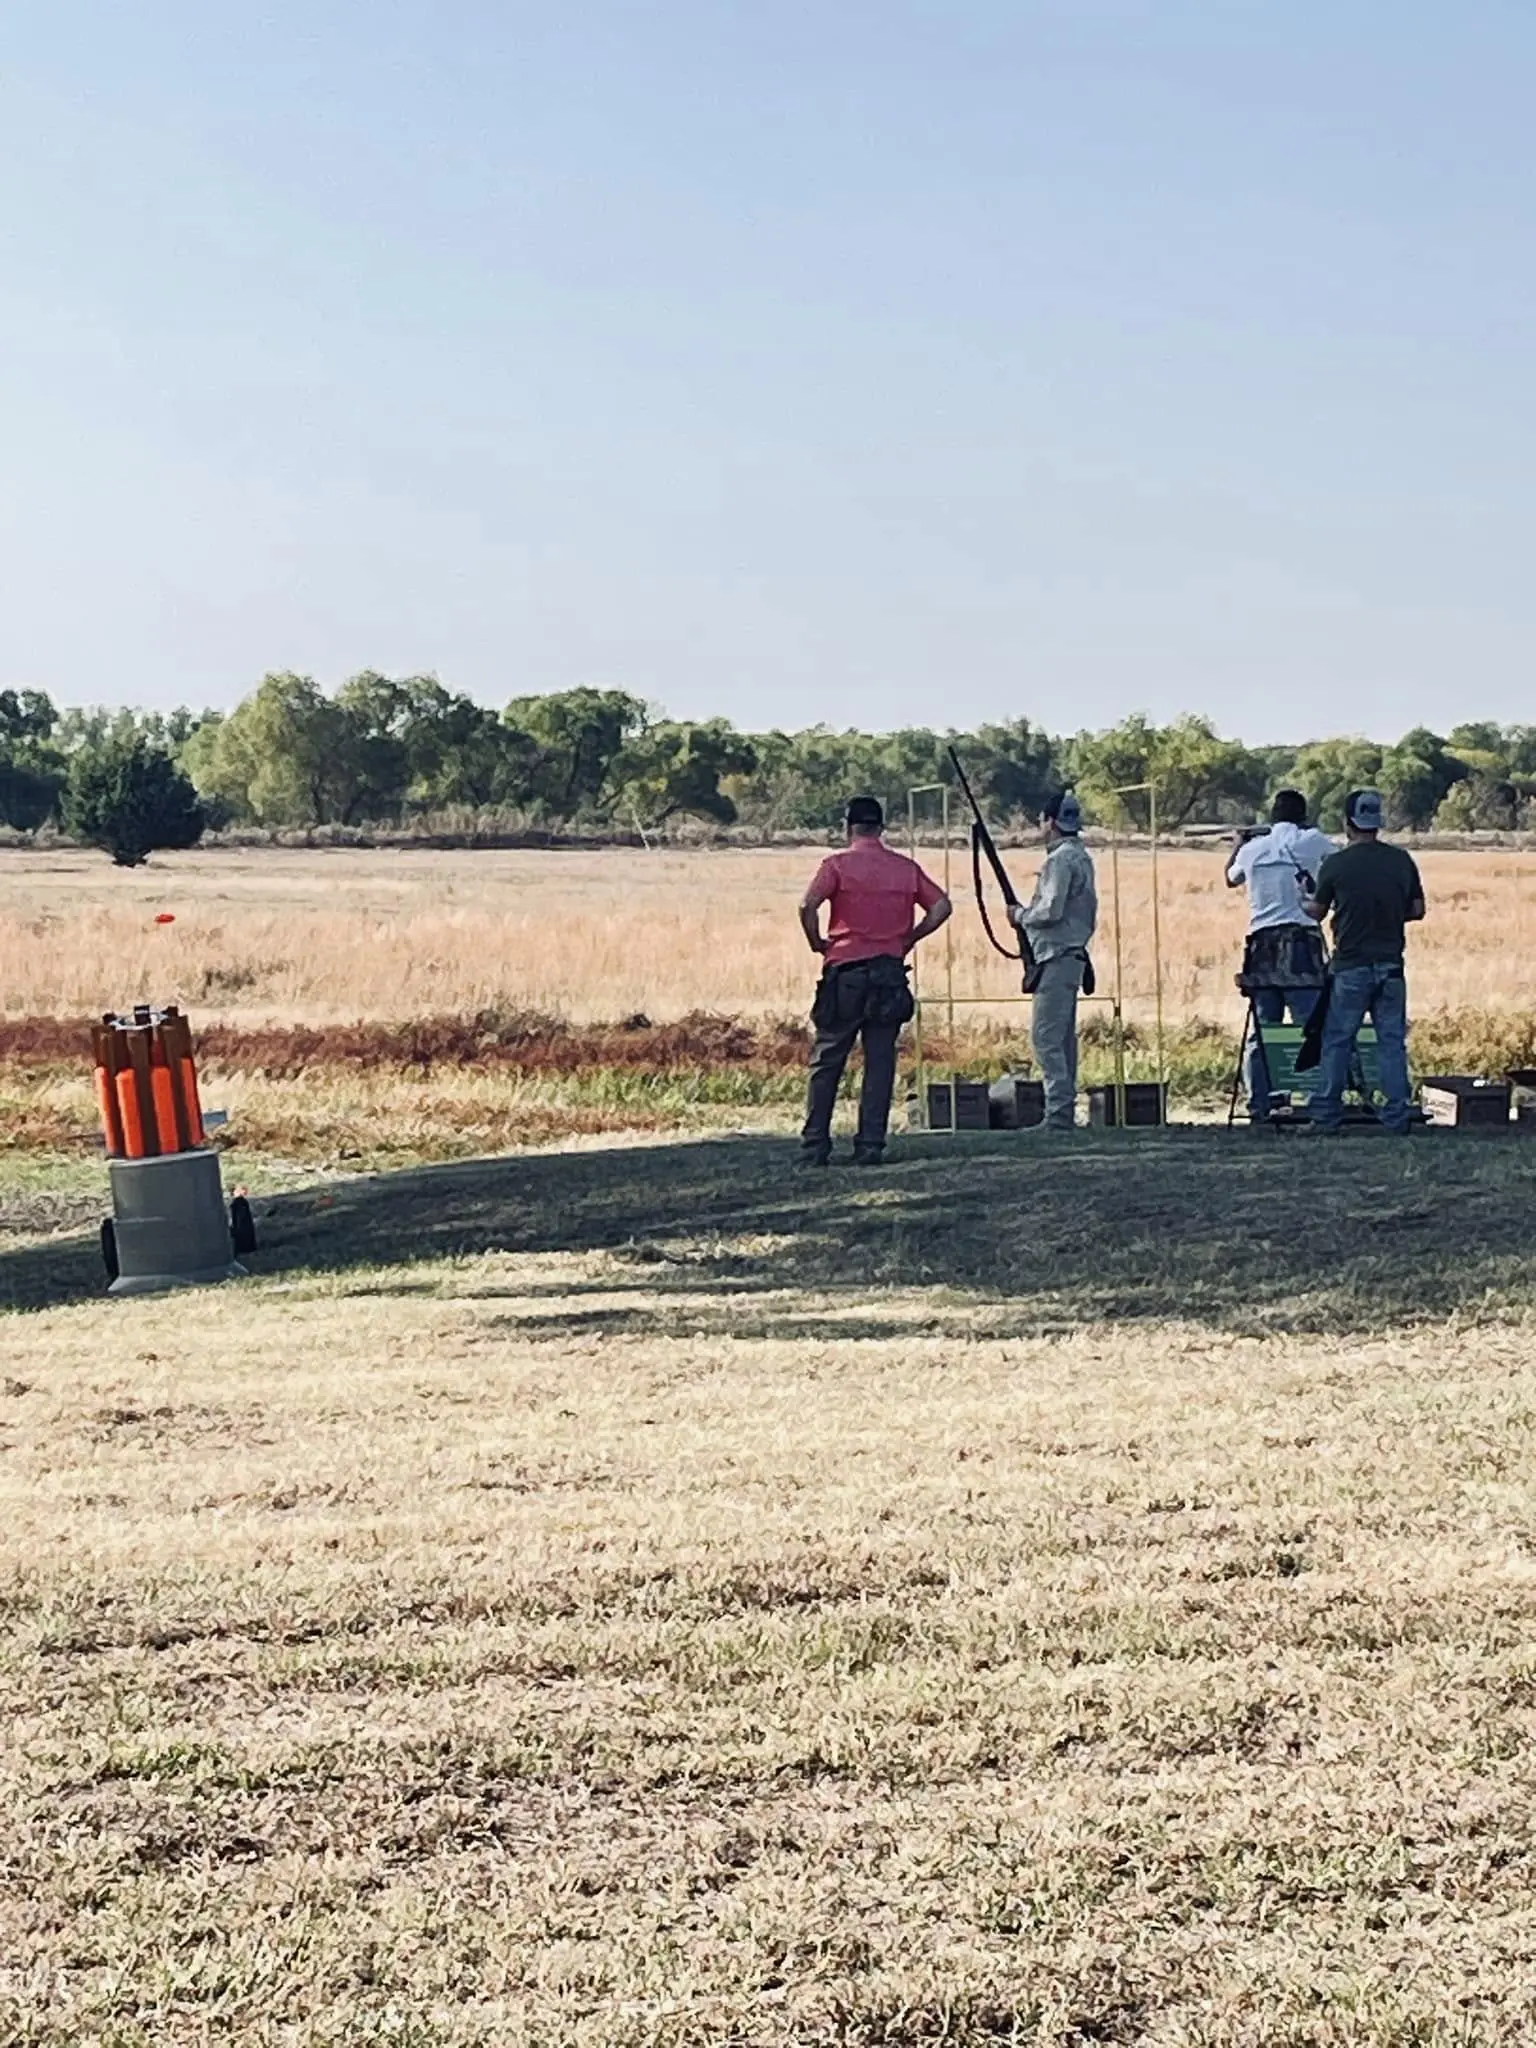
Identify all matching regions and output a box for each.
[6,1129,1536,2044]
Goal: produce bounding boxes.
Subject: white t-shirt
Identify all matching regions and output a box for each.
[1227,822,1337,932]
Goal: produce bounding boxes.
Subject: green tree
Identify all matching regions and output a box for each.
[65,735,205,866]
[1379,726,1465,830]
[0,688,57,744]
[1447,721,1508,760]
[187,673,382,826]
[1252,742,1302,793]
[613,720,758,828]
[56,704,208,753]
[1070,715,1264,830]
[506,688,648,818]
[870,728,951,805]
[1286,738,1384,831]
[0,688,65,829]
[1501,726,1536,776]
[188,671,538,824]
[330,671,426,821]
[720,729,818,834]
[1433,774,1518,832]
[0,755,63,830]
[961,719,1059,823]
[781,728,885,828]
[404,687,538,810]
[724,720,1058,837]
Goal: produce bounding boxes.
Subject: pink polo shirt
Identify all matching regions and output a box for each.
[804,837,945,966]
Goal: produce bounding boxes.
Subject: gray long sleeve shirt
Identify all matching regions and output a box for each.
[1017,836,1098,961]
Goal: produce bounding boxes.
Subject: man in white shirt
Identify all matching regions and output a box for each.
[1226,789,1336,1120]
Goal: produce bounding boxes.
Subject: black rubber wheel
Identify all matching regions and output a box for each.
[100,1218,119,1284]
[229,1195,257,1257]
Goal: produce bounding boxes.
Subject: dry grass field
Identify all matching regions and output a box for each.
[5,841,1534,1165]
[6,844,1536,2041]
[7,1134,1536,2044]
[4,841,1535,1028]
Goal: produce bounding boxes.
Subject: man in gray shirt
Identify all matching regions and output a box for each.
[1010,791,1098,1131]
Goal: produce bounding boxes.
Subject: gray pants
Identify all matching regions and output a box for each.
[1032,952,1083,1130]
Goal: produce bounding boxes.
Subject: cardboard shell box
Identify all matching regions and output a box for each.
[1419,1076,1511,1129]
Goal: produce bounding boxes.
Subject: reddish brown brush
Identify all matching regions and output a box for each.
[0,1010,811,1078]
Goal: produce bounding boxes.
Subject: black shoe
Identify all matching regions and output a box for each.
[799,1147,831,1169]
[851,1148,885,1167]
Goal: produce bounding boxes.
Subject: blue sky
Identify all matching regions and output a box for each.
[3,2,1533,738]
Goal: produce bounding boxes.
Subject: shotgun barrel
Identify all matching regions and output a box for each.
[946,747,1037,981]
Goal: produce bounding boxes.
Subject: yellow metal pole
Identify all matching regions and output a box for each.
[1111,823,1127,1127]
[907,781,953,1130]
[1149,780,1166,1113]
[943,784,956,1127]
[908,786,924,1125]
[1107,781,1165,1129]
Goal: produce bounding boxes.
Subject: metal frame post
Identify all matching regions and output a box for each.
[1109,780,1168,1121]
[907,783,956,1129]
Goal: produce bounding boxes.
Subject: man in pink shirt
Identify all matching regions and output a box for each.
[797,795,952,1165]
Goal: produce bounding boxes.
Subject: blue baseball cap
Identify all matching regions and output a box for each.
[1048,791,1082,833]
[1346,789,1384,831]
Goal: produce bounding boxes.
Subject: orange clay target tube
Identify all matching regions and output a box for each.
[180,1057,205,1146]
[92,1022,126,1156]
[150,1058,179,1152]
[123,1025,159,1157]
[115,1064,148,1157]
[96,1067,122,1154]
[160,1007,202,1150]
[93,1006,207,1156]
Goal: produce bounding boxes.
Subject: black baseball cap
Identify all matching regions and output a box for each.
[845,795,884,829]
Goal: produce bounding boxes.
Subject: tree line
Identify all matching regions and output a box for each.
[4,675,1536,865]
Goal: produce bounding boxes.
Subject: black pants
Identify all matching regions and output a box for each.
[801,957,910,1160]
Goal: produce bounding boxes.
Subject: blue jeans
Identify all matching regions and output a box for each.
[1246,984,1323,1118]
[1307,964,1412,1132]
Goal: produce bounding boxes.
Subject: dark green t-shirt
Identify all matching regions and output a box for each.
[1312,839,1424,969]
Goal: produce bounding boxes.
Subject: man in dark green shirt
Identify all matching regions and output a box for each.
[1301,789,1426,1131]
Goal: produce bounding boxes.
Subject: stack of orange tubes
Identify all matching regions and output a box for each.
[91,1005,206,1159]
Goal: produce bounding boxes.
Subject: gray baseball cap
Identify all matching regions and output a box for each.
[1347,789,1384,831]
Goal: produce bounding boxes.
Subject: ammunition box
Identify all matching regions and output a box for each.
[1088,1082,1168,1127]
[989,1074,1045,1128]
[924,1080,991,1131]
[1420,1077,1511,1128]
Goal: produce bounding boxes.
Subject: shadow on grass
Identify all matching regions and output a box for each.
[5,1126,1536,1337]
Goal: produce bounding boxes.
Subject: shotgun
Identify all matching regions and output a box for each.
[947,747,1038,988]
